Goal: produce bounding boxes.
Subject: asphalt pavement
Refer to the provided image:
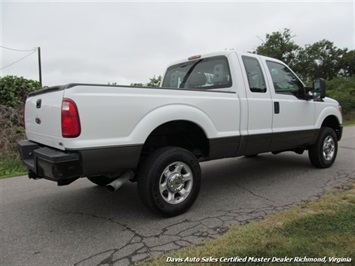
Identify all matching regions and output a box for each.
[1,126,354,266]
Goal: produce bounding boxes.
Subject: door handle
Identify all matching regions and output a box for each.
[274,102,280,114]
[36,99,42,109]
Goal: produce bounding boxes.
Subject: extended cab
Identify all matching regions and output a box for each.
[18,51,343,216]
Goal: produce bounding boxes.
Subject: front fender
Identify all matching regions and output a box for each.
[315,105,342,129]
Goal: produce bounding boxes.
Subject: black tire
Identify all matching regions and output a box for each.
[309,127,338,168]
[87,176,112,187]
[137,147,201,217]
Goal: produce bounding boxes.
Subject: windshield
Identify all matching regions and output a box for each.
[162,56,232,89]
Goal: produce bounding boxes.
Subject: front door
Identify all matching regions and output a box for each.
[263,59,315,151]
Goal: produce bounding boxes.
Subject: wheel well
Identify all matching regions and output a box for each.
[321,115,342,140]
[141,121,209,160]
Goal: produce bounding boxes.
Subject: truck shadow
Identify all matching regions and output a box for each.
[43,152,314,221]
[197,152,314,205]
[18,151,324,265]
[201,152,312,185]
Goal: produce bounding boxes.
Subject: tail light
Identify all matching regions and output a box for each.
[61,98,81,138]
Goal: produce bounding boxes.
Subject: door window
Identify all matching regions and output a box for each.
[266,61,304,98]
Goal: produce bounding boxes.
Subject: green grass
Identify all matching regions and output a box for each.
[142,181,355,265]
[0,156,27,179]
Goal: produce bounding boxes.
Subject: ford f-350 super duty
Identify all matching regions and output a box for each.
[18,51,343,216]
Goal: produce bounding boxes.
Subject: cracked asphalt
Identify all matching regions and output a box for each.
[1,126,354,266]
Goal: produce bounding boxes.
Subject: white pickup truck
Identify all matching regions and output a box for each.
[18,51,343,216]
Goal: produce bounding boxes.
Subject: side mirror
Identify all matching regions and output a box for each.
[303,86,313,101]
[313,78,326,99]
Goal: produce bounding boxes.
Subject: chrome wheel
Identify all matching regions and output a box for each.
[138,147,201,216]
[159,161,193,205]
[323,135,335,161]
[309,127,338,168]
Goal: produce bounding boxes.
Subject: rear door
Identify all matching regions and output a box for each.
[239,54,273,155]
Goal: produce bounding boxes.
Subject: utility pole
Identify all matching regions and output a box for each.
[38,47,42,87]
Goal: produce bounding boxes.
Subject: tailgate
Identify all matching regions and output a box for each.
[25,87,65,150]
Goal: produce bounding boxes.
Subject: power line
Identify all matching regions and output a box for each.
[0,50,37,71]
[1,46,42,87]
[0,45,37,52]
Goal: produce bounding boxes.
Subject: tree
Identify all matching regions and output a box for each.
[254,28,301,68]
[130,82,144,87]
[297,40,347,82]
[253,29,354,116]
[254,29,353,83]
[146,75,162,87]
[339,50,355,77]
[130,75,162,87]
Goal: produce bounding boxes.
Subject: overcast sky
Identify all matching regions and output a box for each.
[1,0,354,86]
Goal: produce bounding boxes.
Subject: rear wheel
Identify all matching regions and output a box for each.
[309,127,338,168]
[137,147,201,217]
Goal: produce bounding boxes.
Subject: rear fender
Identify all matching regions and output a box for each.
[130,104,218,144]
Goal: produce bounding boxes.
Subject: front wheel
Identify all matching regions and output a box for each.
[309,127,338,168]
[137,147,201,217]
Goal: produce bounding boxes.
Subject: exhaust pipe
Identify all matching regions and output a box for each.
[106,171,134,192]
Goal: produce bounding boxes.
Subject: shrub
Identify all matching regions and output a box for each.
[326,77,355,114]
[0,75,41,108]
[0,76,41,159]
[0,105,25,159]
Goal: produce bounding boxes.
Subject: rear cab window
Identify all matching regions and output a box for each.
[242,56,267,93]
[162,56,232,90]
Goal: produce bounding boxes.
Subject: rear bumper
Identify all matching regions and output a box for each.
[18,140,82,185]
